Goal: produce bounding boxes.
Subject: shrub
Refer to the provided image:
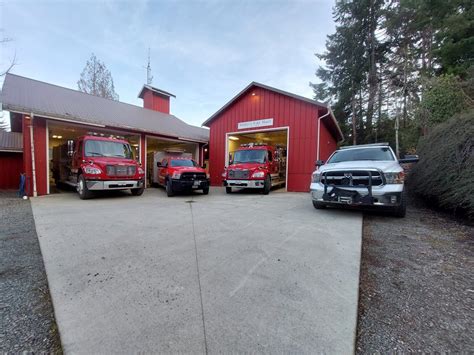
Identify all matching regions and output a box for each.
[408,109,474,220]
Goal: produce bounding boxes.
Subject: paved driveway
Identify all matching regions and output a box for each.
[31,187,362,354]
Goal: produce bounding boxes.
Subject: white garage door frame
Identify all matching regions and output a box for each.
[225,126,290,191]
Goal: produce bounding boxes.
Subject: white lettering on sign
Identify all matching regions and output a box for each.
[238,118,274,130]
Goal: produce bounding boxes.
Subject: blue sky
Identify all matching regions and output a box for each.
[1,0,334,127]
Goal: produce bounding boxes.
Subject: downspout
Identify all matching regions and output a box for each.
[28,113,38,197]
[317,108,332,161]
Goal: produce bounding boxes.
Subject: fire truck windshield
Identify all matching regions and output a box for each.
[84,139,133,159]
[233,149,267,164]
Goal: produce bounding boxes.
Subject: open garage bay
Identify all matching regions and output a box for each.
[31,188,362,353]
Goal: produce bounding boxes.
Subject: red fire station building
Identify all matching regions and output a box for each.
[0,75,342,194]
[203,82,343,192]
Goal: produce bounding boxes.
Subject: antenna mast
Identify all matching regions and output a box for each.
[146,48,153,85]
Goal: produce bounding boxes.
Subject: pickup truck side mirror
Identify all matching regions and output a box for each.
[157,162,162,167]
[398,156,419,164]
[315,160,325,167]
[202,163,207,169]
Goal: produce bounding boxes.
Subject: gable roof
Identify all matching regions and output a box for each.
[138,84,176,99]
[1,74,208,142]
[0,130,22,152]
[202,81,343,141]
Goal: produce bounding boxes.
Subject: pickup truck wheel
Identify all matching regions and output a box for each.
[77,174,92,200]
[166,179,174,197]
[202,187,209,195]
[263,176,271,195]
[225,187,232,194]
[393,194,406,218]
[312,200,327,209]
[131,187,144,196]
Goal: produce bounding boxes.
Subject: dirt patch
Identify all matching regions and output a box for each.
[356,195,474,352]
[0,192,62,353]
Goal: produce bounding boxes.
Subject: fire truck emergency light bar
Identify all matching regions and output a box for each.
[240,142,268,147]
[87,132,125,140]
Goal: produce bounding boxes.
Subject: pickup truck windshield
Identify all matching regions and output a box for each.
[233,149,267,164]
[327,147,395,163]
[84,140,133,159]
[170,159,197,167]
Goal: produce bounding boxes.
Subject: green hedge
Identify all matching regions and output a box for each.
[408,109,474,220]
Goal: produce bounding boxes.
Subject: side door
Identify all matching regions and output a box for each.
[267,150,279,176]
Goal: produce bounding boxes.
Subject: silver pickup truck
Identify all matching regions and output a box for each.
[310,143,417,217]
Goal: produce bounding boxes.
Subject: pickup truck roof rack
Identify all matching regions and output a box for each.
[339,142,389,150]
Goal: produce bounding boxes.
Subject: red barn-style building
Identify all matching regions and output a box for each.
[202,82,343,192]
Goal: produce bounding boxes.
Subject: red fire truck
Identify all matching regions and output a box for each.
[222,143,286,194]
[52,134,145,199]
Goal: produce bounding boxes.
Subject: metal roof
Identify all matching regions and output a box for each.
[0,130,22,152]
[201,81,343,141]
[138,84,176,99]
[1,74,208,142]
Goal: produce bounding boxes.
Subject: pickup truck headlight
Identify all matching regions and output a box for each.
[206,173,210,179]
[221,172,226,178]
[252,171,265,178]
[312,172,321,183]
[384,172,405,184]
[172,172,181,179]
[84,166,102,175]
[138,167,145,175]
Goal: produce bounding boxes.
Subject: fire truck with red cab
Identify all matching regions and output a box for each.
[52,134,145,199]
[222,143,286,194]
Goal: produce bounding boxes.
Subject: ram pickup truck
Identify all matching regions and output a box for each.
[223,143,286,195]
[52,134,145,200]
[310,143,416,217]
[157,157,210,197]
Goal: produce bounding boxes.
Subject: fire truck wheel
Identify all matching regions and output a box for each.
[77,175,92,200]
[225,187,232,194]
[166,179,174,197]
[263,176,271,195]
[131,187,144,196]
[202,187,209,195]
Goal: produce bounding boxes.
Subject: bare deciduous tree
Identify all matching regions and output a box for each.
[77,53,119,100]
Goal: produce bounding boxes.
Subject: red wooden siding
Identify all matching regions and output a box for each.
[207,86,339,192]
[0,152,23,189]
[143,90,170,114]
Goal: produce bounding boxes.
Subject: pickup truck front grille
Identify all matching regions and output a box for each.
[180,172,207,181]
[106,165,136,177]
[322,170,383,187]
[228,169,249,179]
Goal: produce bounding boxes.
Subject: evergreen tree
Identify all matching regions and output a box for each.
[77,54,119,100]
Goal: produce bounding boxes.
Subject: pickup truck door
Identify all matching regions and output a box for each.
[158,159,168,185]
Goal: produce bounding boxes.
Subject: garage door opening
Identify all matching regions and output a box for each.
[48,121,140,194]
[226,127,289,190]
[146,136,199,187]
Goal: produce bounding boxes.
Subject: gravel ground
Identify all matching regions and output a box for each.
[356,195,474,353]
[0,191,62,353]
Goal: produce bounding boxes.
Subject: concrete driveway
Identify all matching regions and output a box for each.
[31,187,362,354]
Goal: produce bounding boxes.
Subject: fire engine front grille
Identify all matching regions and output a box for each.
[180,172,207,181]
[323,170,383,187]
[228,169,249,179]
[106,165,136,177]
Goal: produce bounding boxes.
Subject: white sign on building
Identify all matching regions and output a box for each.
[237,118,274,130]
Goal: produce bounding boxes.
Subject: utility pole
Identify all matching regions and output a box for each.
[146,48,153,85]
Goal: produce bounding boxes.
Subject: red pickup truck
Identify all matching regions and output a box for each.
[156,157,210,197]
